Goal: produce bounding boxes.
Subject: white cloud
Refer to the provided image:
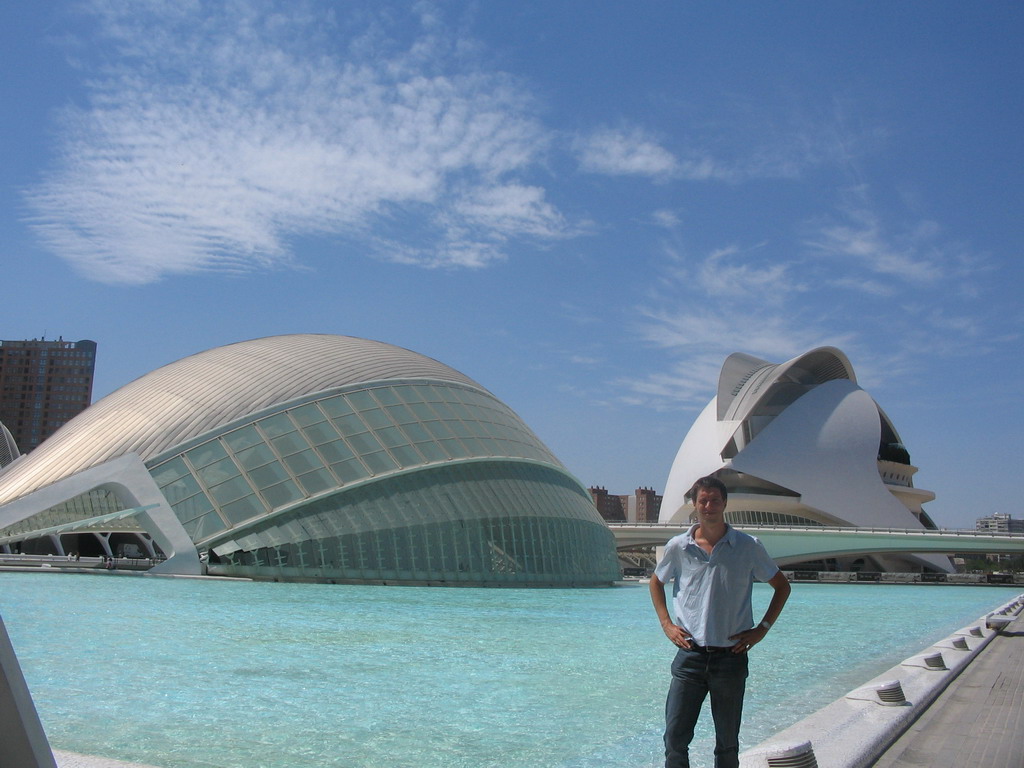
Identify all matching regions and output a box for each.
[451,184,569,239]
[804,192,946,284]
[651,209,681,229]
[622,181,996,412]
[619,243,856,409]
[24,1,570,284]
[575,128,703,180]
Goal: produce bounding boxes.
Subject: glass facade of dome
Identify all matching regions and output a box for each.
[146,379,617,585]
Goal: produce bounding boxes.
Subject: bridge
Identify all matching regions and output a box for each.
[608,523,1024,567]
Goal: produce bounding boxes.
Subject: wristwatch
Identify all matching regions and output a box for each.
[759,620,772,631]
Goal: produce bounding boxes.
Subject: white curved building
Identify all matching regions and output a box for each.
[0,421,17,468]
[662,347,950,573]
[0,334,620,586]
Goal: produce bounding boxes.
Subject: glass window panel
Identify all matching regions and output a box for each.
[390,385,419,404]
[438,439,467,459]
[172,494,214,523]
[414,441,447,463]
[302,421,340,446]
[447,401,474,420]
[249,461,290,489]
[298,468,335,495]
[487,420,519,441]
[197,457,240,487]
[384,403,415,424]
[262,480,302,508]
[332,413,367,436]
[290,403,326,427]
[408,402,436,421]
[447,419,473,438]
[464,419,489,438]
[363,451,398,474]
[186,441,227,469]
[160,473,202,504]
[373,387,401,406]
[210,475,254,506]
[460,437,485,456]
[359,407,391,430]
[425,420,455,439]
[187,511,227,540]
[375,426,408,449]
[346,390,377,411]
[331,459,368,483]
[271,432,308,456]
[259,413,296,438]
[476,420,503,438]
[223,425,263,453]
[220,494,265,525]
[236,443,276,471]
[182,515,205,539]
[414,385,441,402]
[317,440,354,464]
[150,457,189,486]
[320,396,353,418]
[431,402,458,420]
[400,422,431,443]
[348,431,383,454]
[477,437,502,455]
[284,449,324,475]
[462,390,491,408]
[390,444,423,468]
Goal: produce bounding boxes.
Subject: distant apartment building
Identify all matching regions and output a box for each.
[589,486,662,523]
[0,338,97,453]
[976,513,1024,534]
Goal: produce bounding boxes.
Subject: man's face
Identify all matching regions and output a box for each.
[694,487,726,523]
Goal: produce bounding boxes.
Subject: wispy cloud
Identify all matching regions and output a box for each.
[24,1,570,284]
[804,188,948,284]
[621,183,995,410]
[574,104,856,184]
[574,127,722,181]
[651,209,682,229]
[618,244,840,408]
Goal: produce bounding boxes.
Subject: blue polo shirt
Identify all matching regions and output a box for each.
[654,524,780,647]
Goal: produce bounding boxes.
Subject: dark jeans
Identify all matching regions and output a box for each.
[663,646,748,768]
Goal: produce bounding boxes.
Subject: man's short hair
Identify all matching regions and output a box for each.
[687,475,728,504]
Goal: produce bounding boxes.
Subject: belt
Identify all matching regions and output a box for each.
[689,644,734,653]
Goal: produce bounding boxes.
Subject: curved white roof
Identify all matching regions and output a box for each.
[718,346,855,422]
[0,334,483,505]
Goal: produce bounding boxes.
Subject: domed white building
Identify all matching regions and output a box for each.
[0,335,620,586]
[662,347,950,573]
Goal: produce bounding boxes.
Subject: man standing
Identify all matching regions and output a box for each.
[649,475,791,768]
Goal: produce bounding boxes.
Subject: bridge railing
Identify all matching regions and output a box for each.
[607,522,1024,538]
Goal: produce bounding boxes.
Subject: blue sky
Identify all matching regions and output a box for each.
[2,1,1021,529]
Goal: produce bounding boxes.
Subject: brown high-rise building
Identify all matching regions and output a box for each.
[588,486,663,523]
[634,486,662,523]
[589,486,627,522]
[0,338,97,453]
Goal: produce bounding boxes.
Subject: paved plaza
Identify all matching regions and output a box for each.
[872,611,1024,768]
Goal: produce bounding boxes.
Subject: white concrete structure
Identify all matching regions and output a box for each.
[0,613,58,768]
[662,347,950,572]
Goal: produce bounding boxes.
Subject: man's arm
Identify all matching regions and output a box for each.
[728,570,791,653]
[649,574,692,648]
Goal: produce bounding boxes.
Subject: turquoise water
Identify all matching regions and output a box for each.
[1,573,1018,768]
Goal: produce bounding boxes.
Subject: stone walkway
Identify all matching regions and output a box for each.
[873,612,1024,768]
